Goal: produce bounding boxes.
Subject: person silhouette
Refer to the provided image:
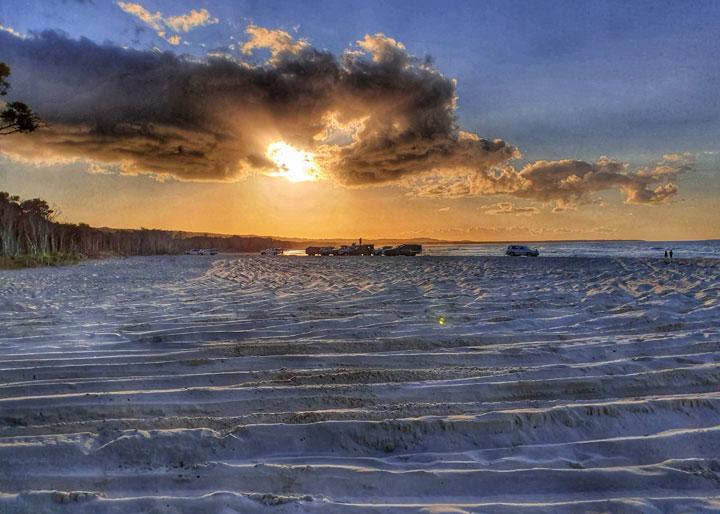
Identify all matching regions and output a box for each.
[669,249,673,259]
[664,250,668,258]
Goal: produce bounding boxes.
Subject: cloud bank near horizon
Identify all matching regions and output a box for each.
[411,153,694,209]
[0,27,689,209]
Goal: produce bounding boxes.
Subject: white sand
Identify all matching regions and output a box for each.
[1,254,719,513]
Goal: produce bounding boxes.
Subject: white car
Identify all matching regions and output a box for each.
[260,248,284,255]
[200,249,218,255]
[506,245,539,257]
[185,249,202,255]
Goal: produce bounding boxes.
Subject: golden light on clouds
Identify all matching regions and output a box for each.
[266,142,321,182]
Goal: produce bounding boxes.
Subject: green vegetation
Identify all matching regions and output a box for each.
[0,252,85,269]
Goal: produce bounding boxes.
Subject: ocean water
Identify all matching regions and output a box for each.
[422,240,720,259]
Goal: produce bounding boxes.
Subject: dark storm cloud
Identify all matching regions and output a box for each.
[0,29,517,183]
[0,29,690,208]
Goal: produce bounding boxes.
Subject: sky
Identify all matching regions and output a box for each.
[0,0,718,241]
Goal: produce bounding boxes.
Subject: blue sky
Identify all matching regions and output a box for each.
[0,0,718,239]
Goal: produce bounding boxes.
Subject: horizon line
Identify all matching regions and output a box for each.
[89,225,720,244]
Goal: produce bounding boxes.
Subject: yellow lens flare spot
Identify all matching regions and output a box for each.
[266,142,319,182]
[438,317,445,325]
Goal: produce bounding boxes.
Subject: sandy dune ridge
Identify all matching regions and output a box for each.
[1,255,719,513]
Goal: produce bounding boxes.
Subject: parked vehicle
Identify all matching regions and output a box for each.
[306,246,341,256]
[260,248,284,255]
[384,244,422,256]
[373,245,393,256]
[505,245,539,257]
[185,249,202,255]
[336,244,374,256]
[200,248,218,255]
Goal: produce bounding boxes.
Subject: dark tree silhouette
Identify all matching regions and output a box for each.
[0,62,9,96]
[1,101,41,134]
[0,62,41,134]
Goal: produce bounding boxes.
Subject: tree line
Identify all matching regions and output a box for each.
[0,192,180,265]
[182,234,302,253]
[0,191,305,266]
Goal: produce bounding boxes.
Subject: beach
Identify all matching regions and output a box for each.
[1,254,719,513]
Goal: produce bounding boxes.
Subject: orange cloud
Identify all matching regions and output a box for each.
[241,25,310,60]
[165,9,218,33]
[116,2,217,45]
[482,202,540,216]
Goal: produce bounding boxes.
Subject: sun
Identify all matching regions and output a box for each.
[266,142,319,182]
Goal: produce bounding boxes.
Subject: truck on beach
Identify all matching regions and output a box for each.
[505,245,539,257]
[337,244,375,256]
[305,246,337,256]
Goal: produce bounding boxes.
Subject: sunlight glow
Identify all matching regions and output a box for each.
[266,142,320,182]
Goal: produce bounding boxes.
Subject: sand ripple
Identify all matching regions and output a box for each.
[1,255,719,512]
